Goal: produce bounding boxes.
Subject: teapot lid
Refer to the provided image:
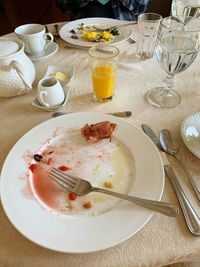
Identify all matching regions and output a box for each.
[0,39,20,57]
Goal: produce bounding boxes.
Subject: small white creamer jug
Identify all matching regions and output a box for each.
[37,77,65,107]
[0,37,35,97]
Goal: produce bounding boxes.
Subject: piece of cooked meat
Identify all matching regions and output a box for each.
[81,121,117,143]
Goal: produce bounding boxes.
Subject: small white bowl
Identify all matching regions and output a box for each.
[44,64,75,87]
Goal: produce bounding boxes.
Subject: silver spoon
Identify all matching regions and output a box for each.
[160,129,200,201]
[128,38,136,44]
[54,24,60,37]
[143,124,200,235]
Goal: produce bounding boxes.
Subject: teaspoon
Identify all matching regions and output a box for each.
[142,124,200,235]
[160,129,200,201]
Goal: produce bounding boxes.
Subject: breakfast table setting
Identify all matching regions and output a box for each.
[1,11,200,267]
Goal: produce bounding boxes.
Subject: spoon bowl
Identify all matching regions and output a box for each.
[160,129,179,155]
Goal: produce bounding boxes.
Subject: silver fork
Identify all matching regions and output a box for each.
[49,168,179,217]
[93,22,136,31]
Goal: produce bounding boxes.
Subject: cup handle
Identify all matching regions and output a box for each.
[45,33,54,49]
[39,91,49,107]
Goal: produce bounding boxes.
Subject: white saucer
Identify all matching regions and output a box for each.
[29,42,58,61]
[181,112,200,159]
[32,85,70,111]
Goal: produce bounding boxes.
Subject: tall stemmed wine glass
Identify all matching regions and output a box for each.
[146,16,200,108]
[171,0,200,22]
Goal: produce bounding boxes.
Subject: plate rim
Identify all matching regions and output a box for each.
[0,112,164,253]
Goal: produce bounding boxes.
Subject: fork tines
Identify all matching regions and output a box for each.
[49,167,76,191]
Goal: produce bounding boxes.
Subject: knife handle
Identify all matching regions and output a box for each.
[164,165,200,236]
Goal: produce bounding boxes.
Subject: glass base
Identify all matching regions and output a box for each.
[137,51,153,60]
[94,95,113,103]
[146,87,181,108]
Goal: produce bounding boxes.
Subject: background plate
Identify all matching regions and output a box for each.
[59,18,133,47]
[181,112,200,159]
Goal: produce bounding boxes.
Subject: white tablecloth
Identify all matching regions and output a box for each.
[1,23,200,267]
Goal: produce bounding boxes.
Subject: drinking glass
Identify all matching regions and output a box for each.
[88,45,119,102]
[146,16,200,108]
[171,0,200,22]
[136,13,162,59]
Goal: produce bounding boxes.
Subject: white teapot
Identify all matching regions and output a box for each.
[0,38,35,97]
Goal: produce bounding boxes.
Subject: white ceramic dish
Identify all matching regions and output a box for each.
[181,112,200,159]
[59,18,133,47]
[43,64,75,87]
[29,42,58,60]
[32,64,75,111]
[0,112,164,253]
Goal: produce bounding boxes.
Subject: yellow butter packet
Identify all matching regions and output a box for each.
[54,71,69,81]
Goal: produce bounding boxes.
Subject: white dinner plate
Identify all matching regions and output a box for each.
[181,112,200,159]
[59,18,133,47]
[0,112,164,253]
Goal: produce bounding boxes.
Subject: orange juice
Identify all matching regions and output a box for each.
[92,65,116,101]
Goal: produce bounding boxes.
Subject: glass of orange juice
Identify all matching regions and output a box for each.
[88,45,119,102]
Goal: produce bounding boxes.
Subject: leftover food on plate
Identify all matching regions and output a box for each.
[70,23,119,43]
[81,121,117,143]
[21,122,135,216]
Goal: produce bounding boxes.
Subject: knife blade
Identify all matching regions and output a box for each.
[141,124,163,151]
[142,124,200,236]
[52,111,132,118]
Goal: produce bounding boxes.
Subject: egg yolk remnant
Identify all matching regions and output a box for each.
[83,31,114,42]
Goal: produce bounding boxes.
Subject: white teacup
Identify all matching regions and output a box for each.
[37,77,65,107]
[15,24,54,57]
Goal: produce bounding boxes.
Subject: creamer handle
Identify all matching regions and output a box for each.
[39,91,50,107]
[11,60,32,90]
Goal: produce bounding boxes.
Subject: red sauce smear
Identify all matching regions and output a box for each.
[29,164,62,209]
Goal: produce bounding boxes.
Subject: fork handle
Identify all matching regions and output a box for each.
[95,22,136,31]
[113,22,136,29]
[92,187,178,217]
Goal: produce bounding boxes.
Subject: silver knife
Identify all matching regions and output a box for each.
[52,111,132,118]
[142,124,200,236]
[141,124,163,151]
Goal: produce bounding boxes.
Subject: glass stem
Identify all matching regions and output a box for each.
[162,74,175,97]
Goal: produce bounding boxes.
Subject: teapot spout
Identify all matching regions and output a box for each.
[11,60,33,90]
